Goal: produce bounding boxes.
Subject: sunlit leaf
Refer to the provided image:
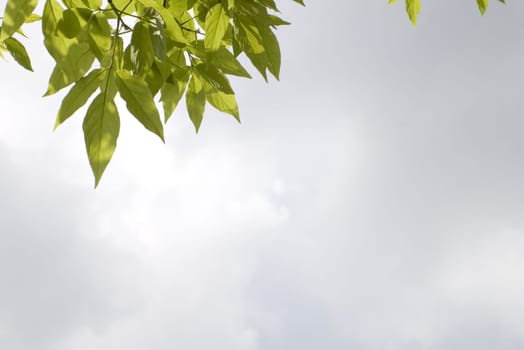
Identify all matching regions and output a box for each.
[55,68,104,129]
[406,0,421,25]
[83,93,120,187]
[205,3,230,51]
[205,83,240,122]
[477,0,488,15]
[0,0,38,41]
[116,69,164,141]
[186,74,206,132]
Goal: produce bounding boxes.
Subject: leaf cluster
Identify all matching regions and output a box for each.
[389,0,507,25]
[0,0,303,186]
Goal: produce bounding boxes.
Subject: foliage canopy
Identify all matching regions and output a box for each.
[0,0,507,186]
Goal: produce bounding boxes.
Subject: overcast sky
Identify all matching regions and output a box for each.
[2,1,524,349]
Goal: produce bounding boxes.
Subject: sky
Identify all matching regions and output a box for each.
[2,0,524,349]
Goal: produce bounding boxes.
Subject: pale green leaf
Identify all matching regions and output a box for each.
[42,0,95,90]
[406,0,421,25]
[24,13,41,23]
[83,93,120,187]
[0,0,38,41]
[186,74,206,132]
[477,0,488,15]
[55,68,104,129]
[205,3,230,51]
[116,69,164,141]
[205,84,240,122]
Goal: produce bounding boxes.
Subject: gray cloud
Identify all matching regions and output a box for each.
[2,1,524,349]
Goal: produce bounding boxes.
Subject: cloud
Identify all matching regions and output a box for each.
[2,1,524,350]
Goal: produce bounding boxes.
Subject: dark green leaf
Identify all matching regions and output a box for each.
[57,9,81,38]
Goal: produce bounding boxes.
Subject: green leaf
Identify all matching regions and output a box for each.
[195,63,234,94]
[83,93,120,187]
[137,0,187,45]
[63,0,101,8]
[186,74,206,132]
[0,0,38,41]
[406,0,421,25]
[205,3,230,51]
[257,24,280,80]
[4,37,33,71]
[225,0,235,10]
[130,21,155,74]
[87,13,113,63]
[57,9,81,38]
[205,85,240,122]
[477,0,488,15]
[45,65,70,96]
[144,61,167,95]
[210,47,251,78]
[292,0,305,5]
[42,0,95,91]
[257,0,278,11]
[150,19,167,60]
[24,13,41,23]
[55,68,104,129]
[264,15,291,27]
[115,69,164,141]
[235,15,267,80]
[43,41,95,94]
[161,67,190,122]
